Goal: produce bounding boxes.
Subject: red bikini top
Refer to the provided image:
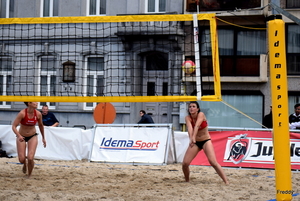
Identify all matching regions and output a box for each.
[20,108,38,126]
[190,115,208,130]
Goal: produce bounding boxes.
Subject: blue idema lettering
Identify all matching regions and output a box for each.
[101,137,134,147]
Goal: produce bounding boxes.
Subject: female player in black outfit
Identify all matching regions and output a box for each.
[182,101,229,184]
[12,102,46,178]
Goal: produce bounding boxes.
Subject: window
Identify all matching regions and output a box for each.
[288,93,300,115]
[287,25,300,75]
[84,57,104,110]
[162,82,168,95]
[0,0,14,18]
[200,28,266,76]
[147,82,155,96]
[146,0,166,13]
[87,0,106,16]
[286,0,300,8]
[38,56,56,109]
[199,92,263,128]
[0,57,12,108]
[41,0,58,17]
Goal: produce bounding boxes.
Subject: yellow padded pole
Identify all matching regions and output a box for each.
[268,15,292,201]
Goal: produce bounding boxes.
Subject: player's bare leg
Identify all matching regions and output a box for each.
[22,159,27,174]
[27,159,34,178]
[182,144,199,182]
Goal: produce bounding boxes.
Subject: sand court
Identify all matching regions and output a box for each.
[1,157,299,201]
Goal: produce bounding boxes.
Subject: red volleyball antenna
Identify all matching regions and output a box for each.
[195,0,200,13]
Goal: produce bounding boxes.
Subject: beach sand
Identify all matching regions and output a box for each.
[0,157,298,201]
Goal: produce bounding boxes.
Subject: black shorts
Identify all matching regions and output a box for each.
[195,139,211,149]
[22,133,38,142]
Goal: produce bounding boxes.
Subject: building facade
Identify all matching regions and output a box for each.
[0,0,299,130]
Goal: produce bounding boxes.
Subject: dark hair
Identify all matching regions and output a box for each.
[188,101,201,115]
[294,103,300,109]
[24,102,28,106]
[140,110,146,115]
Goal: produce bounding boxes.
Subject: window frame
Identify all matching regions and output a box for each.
[40,0,58,17]
[37,56,57,110]
[286,0,300,9]
[83,56,105,110]
[86,0,106,16]
[0,56,12,108]
[286,24,300,75]
[288,92,300,115]
[0,0,14,18]
[200,27,266,77]
[145,0,166,13]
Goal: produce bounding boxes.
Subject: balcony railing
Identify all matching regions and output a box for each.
[186,0,261,12]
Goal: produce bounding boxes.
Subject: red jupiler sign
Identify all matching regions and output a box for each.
[191,131,300,169]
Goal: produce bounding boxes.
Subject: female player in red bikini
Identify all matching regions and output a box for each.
[182,101,229,184]
[12,102,46,178]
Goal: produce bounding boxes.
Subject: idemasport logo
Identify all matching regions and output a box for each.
[99,137,160,151]
[226,134,252,164]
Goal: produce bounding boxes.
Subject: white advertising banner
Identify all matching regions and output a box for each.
[90,125,171,164]
[1,125,186,163]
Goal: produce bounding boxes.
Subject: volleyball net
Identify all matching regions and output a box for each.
[0,13,221,103]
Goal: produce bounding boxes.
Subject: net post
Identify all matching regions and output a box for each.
[267,14,292,201]
[209,14,222,101]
